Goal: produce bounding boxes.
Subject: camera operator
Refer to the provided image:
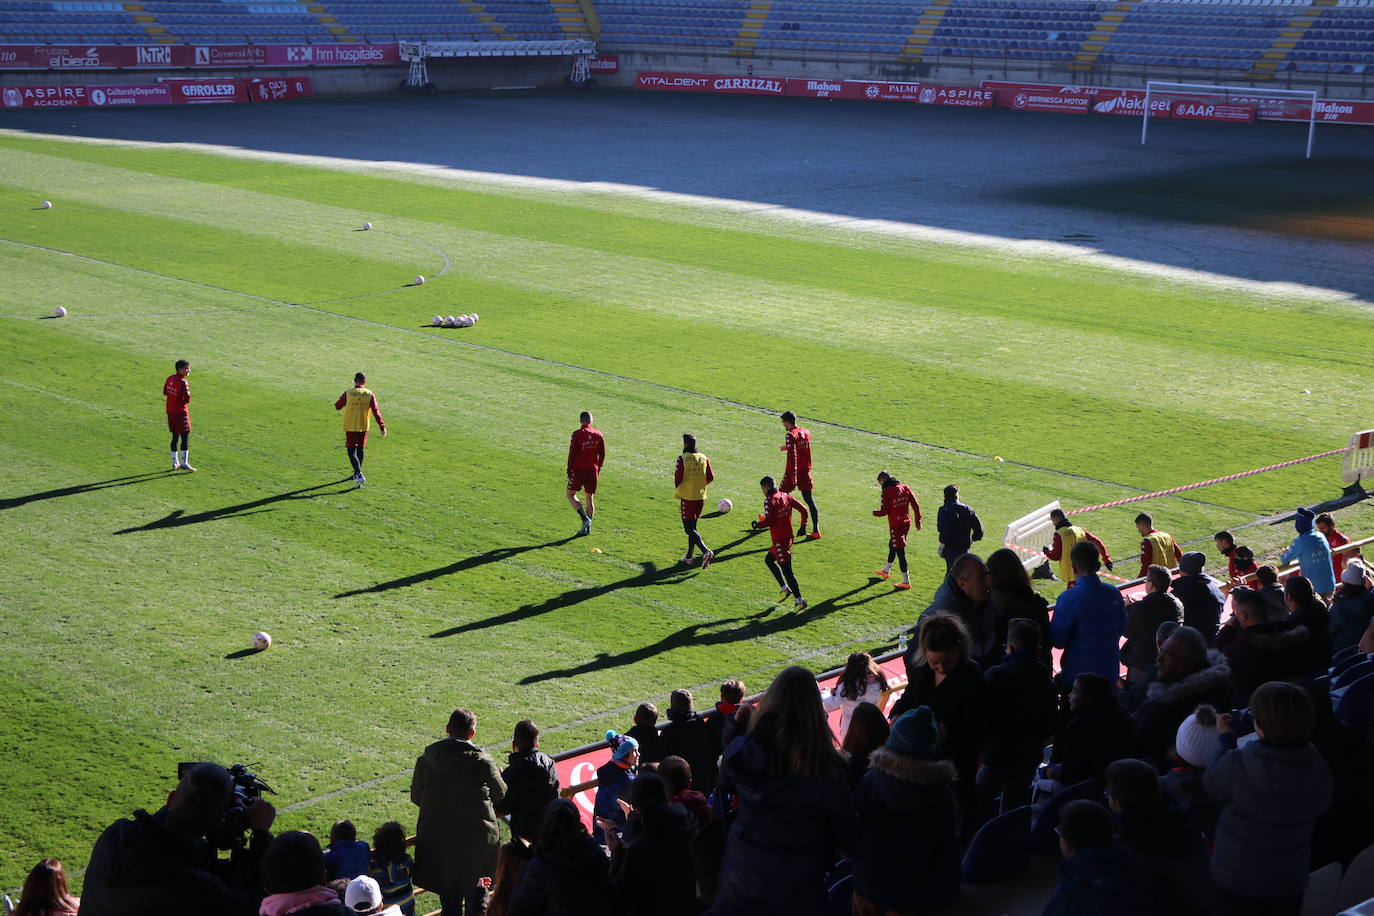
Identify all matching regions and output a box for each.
[82,762,276,916]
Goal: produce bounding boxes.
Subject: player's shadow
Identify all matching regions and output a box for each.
[113,479,353,534]
[519,580,896,684]
[429,528,767,639]
[335,536,578,598]
[1,471,173,511]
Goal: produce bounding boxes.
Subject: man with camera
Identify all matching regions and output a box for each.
[82,762,277,916]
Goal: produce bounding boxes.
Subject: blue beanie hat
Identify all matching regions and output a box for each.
[1295,507,1315,534]
[606,730,639,763]
[887,707,938,758]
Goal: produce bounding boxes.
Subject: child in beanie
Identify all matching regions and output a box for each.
[1162,705,1223,839]
[1281,507,1336,599]
[593,731,639,844]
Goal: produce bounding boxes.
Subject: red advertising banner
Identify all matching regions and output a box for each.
[161,78,250,104]
[917,84,995,107]
[88,83,173,107]
[1089,87,1171,118]
[588,54,619,74]
[1169,100,1256,122]
[247,75,313,102]
[784,77,860,99]
[848,79,925,102]
[635,71,786,95]
[1,84,89,108]
[994,87,1090,114]
[0,42,401,71]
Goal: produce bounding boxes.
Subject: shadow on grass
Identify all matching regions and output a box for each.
[224,647,265,660]
[2,471,174,511]
[518,579,896,684]
[113,479,353,533]
[335,536,578,599]
[429,528,767,639]
[1267,488,1372,527]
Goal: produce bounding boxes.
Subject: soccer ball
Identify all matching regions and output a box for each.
[252,631,272,651]
[431,315,443,326]
[413,275,425,286]
[459,315,474,327]
[362,221,373,231]
[444,315,458,327]
[471,313,479,323]
[717,498,733,514]
[53,306,67,318]
[40,200,52,209]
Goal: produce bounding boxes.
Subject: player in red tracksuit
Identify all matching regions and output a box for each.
[567,411,605,536]
[873,471,920,590]
[162,358,194,471]
[753,475,809,609]
[779,411,821,539]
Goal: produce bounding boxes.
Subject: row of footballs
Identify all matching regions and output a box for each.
[433,314,480,327]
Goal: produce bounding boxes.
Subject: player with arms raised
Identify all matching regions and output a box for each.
[163,358,194,471]
[753,475,809,610]
[779,410,821,539]
[334,372,386,488]
[567,411,605,537]
[873,470,920,590]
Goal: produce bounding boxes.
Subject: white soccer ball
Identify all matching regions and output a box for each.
[41,200,52,209]
[362,221,373,231]
[444,315,458,327]
[432,315,443,326]
[252,631,272,651]
[413,275,425,286]
[471,313,479,323]
[53,306,67,318]
[717,498,733,514]
[459,315,475,327]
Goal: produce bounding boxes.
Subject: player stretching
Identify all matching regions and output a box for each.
[674,433,715,567]
[163,359,195,471]
[753,475,809,609]
[873,471,920,590]
[779,411,821,539]
[567,411,605,536]
[334,372,386,488]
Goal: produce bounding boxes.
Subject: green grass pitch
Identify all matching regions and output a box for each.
[1,128,1371,890]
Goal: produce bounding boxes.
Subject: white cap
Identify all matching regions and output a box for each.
[344,875,382,913]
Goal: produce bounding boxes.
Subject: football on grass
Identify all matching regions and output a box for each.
[252,631,272,651]
[717,498,733,514]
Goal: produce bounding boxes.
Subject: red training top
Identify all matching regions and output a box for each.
[874,481,921,529]
[780,427,812,491]
[1045,527,1112,565]
[163,374,190,415]
[568,425,605,474]
[1326,528,1351,579]
[761,489,808,541]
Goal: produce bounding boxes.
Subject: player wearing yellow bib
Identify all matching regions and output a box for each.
[1134,512,1181,579]
[334,372,386,488]
[674,433,715,568]
[1042,508,1113,586]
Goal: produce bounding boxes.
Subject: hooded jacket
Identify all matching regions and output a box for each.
[1128,651,1236,768]
[1281,529,1336,595]
[1330,588,1374,653]
[850,747,960,912]
[410,737,506,898]
[496,748,560,844]
[1206,737,1333,896]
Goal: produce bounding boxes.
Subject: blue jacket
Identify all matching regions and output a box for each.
[1042,845,1149,916]
[323,839,371,881]
[1281,530,1335,594]
[1050,574,1126,682]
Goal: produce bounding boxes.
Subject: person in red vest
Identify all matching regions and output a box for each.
[753,475,809,610]
[779,410,822,540]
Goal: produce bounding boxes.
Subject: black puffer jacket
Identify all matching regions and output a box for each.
[497,749,560,844]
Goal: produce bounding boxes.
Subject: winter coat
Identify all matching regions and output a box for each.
[1160,764,1220,840]
[662,711,720,794]
[497,749,560,844]
[609,803,700,916]
[1115,803,1214,916]
[988,584,1053,669]
[1050,573,1126,683]
[1331,589,1374,653]
[80,807,263,916]
[1042,845,1149,916]
[1213,621,1313,703]
[1258,583,1287,618]
[1287,597,1333,675]
[713,719,858,916]
[508,834,610,916]
[324,839,371,881]
[982,651,1058,772]
[1205,736,1334,896]
[624,724,665,764]
[1050,704,1134,787]
[923,565,996,662]
[592,761,634,842]
[936,501,983,558]
[890,658,989,809]
[1170,574,1226,639]
[851,748,961,912]
[1122,592,1183,674]
[1127,652,1236,769]
[410,737,507,899]
[1281,530,1336,595]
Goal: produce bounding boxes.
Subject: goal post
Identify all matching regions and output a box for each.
[1141,81,1318,159]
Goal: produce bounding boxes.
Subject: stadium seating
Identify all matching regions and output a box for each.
[595,0,753,52]
[924,0,1098,65]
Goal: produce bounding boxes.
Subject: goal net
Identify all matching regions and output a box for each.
[1141,81,1318,158]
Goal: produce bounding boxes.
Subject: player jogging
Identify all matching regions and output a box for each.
[674,433,715,567]
[753,475,809,609]
[873,471,920,590]
[334,372,386,489]
[567,411,605,537]
[1043,508,1113,587]
[163,359,194,472]
[779,411,821,539]
[1134,512,1182,578]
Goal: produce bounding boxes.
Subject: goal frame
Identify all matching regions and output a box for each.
[1141,81,1318,159]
